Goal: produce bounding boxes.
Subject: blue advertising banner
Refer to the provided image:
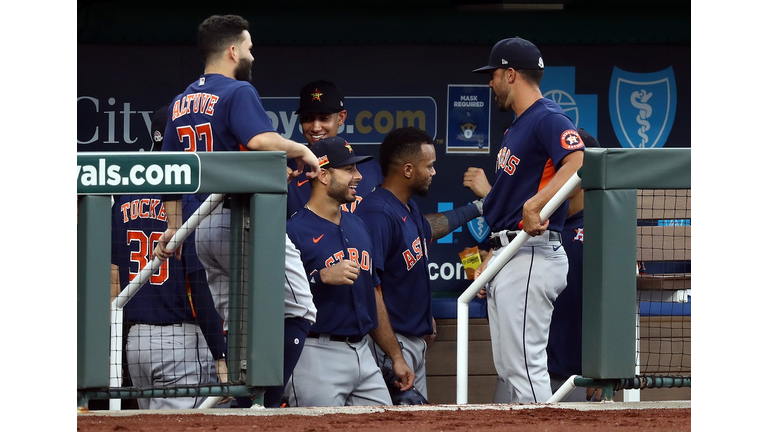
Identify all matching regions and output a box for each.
[261,96,437,145]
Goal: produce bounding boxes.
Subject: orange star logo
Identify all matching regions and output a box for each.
[311,88,323,102]
[345,142,353,153]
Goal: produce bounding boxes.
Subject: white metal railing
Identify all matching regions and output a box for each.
[455,172,581,404]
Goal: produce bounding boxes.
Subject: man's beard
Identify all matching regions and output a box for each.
[495,92,508,112]
[493,86,509,112]
[413,179,431,197]
[328,175,355,204]
[234,57,252,82]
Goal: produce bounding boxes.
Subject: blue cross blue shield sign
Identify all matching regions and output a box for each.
[609,66,677,148]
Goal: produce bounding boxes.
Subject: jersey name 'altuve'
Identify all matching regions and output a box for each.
[171,92,220,121]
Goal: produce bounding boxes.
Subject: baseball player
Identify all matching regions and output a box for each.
[546,128,601,401]
[285,136,415,407]
[471,37,585,403]
[355,127,484,400]
[111,138,227,409]
[287,80,384,217]
[152,14,319,408]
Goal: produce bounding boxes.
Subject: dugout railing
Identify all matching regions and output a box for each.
[456,147,691,404]
[77,151,290,409]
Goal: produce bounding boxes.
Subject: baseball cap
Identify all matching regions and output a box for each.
[295,80,345,114]
[150,104,169,151]
[577,128,601,148]
[311,136,372,168]
[472,37,544,73]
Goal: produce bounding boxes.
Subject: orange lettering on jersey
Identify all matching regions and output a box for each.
[324,250,346,268]
[497,147,520,176]
[139,199,150,218]
[130,200,139,220]
[360,251,370,271]
[348,248,359,265]
[172,100,181,121]
[185,95,195,115]
[200,93,211,113]
[120,202,130,223]
[412,238,422,260]
[149,199,161,219]
[192,93,201,113]
[205,95,219,115]
[170,93,219,121]
[341,196,363,213]
[403,250,417,270]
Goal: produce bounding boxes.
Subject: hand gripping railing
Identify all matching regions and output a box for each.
[455,172,581,404]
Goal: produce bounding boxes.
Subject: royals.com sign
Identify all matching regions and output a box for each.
[77,152,201,195]
[261,96,437,144]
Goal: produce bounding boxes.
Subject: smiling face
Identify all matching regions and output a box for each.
[326,164,362,204]
[299,111,348,146]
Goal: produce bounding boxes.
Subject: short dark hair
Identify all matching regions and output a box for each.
[197,15,250,64]
[379,127,434,176]
[518,69,544,86]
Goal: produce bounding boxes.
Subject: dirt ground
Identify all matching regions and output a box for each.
[77,405,691,432]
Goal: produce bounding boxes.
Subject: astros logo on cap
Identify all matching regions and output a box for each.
[345,142,353,153]
[311,88,323,102]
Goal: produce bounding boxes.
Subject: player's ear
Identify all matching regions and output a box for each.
[403,163,413,179]
[336,110,347,125]
[318,167,331,185]
[228,44,238,62]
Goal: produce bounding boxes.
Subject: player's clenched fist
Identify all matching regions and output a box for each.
[463,167,492,198]
[320,259,360,285]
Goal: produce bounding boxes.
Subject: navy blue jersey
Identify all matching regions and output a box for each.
[111,194,194,324]
[287,208,380,337]
[286,158,383,218]
[163,74,274,153]
[547,209,584,377]
[355,188,434,337]
[483,98,584,233]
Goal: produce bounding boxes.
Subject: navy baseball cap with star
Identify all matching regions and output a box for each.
[311,136,373,168]
[472,37,544,73]
[295,80,345,114]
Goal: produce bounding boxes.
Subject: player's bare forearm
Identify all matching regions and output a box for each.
[425,213,451,239]
[153,198,183,261]
[164,199,182,230]
[369,288,404,363]
[110,264,120,303]
[369,287,415,390]
[247,132,320,178]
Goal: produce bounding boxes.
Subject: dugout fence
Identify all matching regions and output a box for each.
[456,147,691,404]
[77,151,290,409]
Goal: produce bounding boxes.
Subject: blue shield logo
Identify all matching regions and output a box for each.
[609,67,677,148]
[468,217,490,243]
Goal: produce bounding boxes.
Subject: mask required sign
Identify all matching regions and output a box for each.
[77,152,201,195]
